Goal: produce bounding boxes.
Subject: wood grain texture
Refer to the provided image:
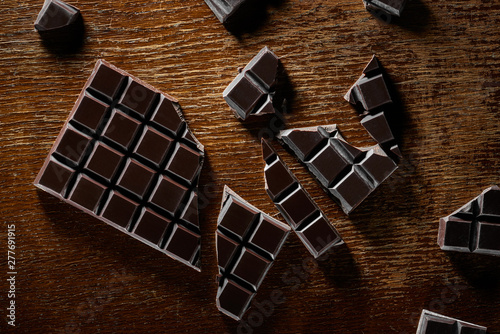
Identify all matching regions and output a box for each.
[1,0,499,333]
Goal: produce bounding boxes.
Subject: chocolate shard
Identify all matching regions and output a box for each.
[216,186,290,321]
[261,139,344,257]
[345,55,401,159]
[34,0,84,50]
[203,0,264,32]
[278,125,397,214]
[416,309,487,334]
[34,60,204,271]
[345,55,393,113]
[363,0,408,17]
[438,185,500,256]
[223,47,286,120]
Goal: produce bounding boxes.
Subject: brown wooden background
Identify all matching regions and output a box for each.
[1,0,499,333]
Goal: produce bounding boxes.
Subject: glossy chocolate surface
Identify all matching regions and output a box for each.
[416,310,487,334]
[438,185,500,256]
[262,139,344,257]
[216,186,290,321]
[223,47,284,120]
[278,125,397,214]
[34,60,204,271]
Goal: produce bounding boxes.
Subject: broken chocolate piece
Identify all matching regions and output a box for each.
[262,139,343,257]
[345,55,400,157]
[204,0,266,32]
[34,0,84,50]
[416,309,487,334]
[278,125,397,214]
[223,47,285,120]
[216,186,290,321]
[34,60,204,271]
[364,0,408,17]
[438,185,500,256]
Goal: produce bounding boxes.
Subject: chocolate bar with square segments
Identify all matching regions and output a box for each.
[262,139,344,257]
[438,185,500,256]
[223,47,286,120]
[216,186,290,321]
[34,60,204,271]
[344,56,401,159]
[278,125,397,214]
[416,309,487,334]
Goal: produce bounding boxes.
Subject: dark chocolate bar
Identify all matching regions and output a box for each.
[35,60,204,271]
[438,185,500,256]
[416,309,487,334]
[262,139,344,257]
[363,0,407,17]
[344,56,401,158]
[223,47,285,120]
[34,0,84,47]
[216,186,290,320]
[278,125,397,214]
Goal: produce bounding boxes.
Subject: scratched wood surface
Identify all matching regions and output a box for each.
[1,0,499,333]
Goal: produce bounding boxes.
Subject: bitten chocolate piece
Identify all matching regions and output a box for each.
[223,47,285,120]
[262,139,343,257]
[278,125,397,214]
[416,309,487,334]
[34,60,204,271]
[345,56,400,158]
[216,186,290,321]
[438,185,500,256]
[34,0,84,46]
[363,0,407,17]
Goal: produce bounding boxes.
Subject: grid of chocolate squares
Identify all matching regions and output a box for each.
[35,60,204,271]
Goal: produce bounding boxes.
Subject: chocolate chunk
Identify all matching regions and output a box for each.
[345,56,401,158]
[216,186,290,321]
[278,126,398,214]
[34,60,204,271]
[360,112,395,144]
[438,185,500,256]
[262,139,344,257]
[34,0,84,51]
[223,47,286,120]
[204,0,263,32]
[416,309,487,334]
[363,0,408,17]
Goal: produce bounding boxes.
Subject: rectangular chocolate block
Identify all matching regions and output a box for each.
[438,185,500,256]
[35,60,204,271]
[278,125,397,214]
[262,139,344,257]
[216,186,290,320]
[416,309,487,334]
[223,47,285,120]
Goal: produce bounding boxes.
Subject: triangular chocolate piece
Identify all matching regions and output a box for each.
[362,55,381,75]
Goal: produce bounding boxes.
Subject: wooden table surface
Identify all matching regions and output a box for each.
[1,0,499,333]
